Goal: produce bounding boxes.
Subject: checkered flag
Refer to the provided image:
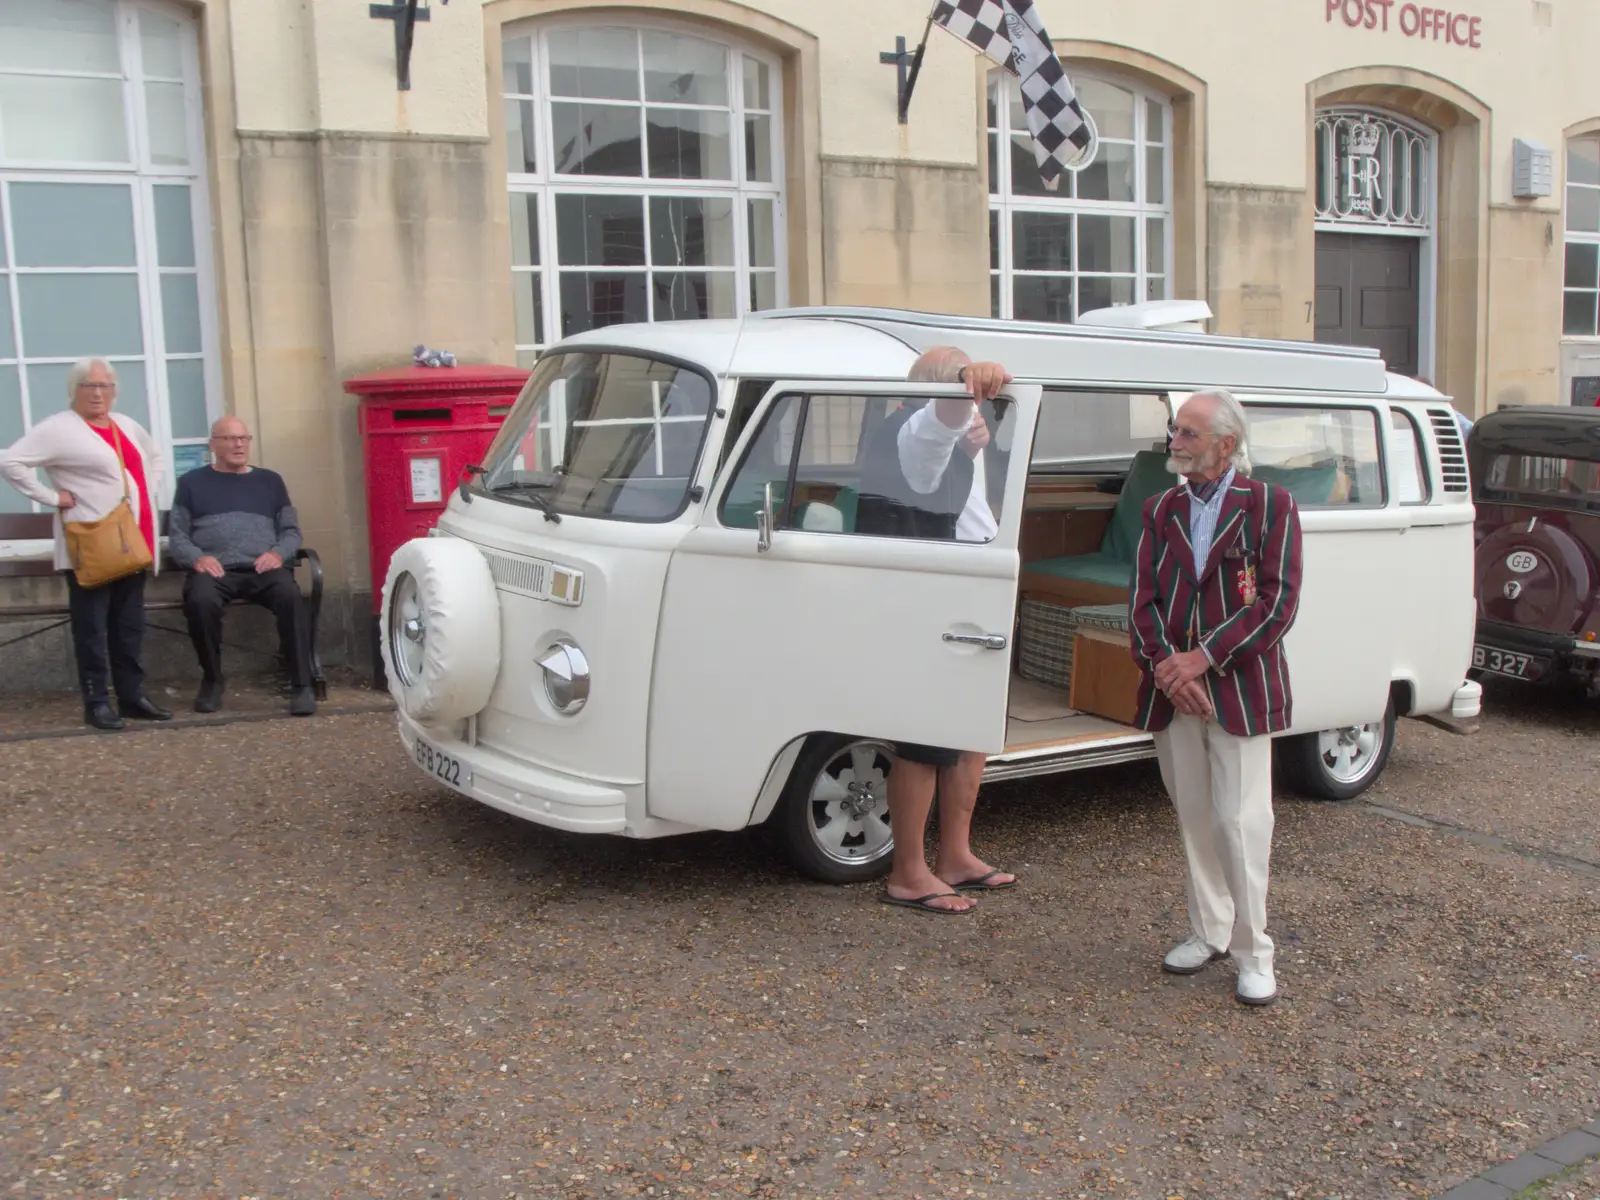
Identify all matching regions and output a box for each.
[930,0,1095,190]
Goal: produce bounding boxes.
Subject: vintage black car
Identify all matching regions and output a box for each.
[1467,406,1600,696]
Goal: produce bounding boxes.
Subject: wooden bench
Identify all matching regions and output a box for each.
[0,512,328,698]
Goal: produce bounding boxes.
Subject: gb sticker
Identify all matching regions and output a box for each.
[1505,551,1539,574]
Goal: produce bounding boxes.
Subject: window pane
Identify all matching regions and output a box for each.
[550,102,642,176]
[559,272,647,334]
[1075,79,1135,140]
[0,283,12,357]
[503,36,535,95]
[166,358,207,438]
[18,273,143,356]
[510,193,540,266]
[1146,145,1165,204]
[145,81,189,165]
[1567,186,1600,234]
[1079,276,1134,314]
[26,360,147,425]
[650,197,733,267]
[1570,138,1600,187]
[512,271,544,346]
[642,32,728,106]
[0,75,128,164]
[743,56,771,111]
[1565,242,1598,290]
[987,132,998,196]
[556,194,644,266]
[750,271,777,312]
[1146,276,1166,301]
[1078,214,1136,272]
[1014,275,1073,323]
[653,272,736,321]
[1009,133,1062,198]
[1563,290,1598,336]
[720,394,797,529]
[505,98,536,173]
[139,10,184,78]
[1076,140,1135,203]
[11,182,135,267]
[548,29,639,101]
[1146,98,1165,143]
[745,114,772,182]
[646,108,731,180]
[748,199,775,269]
[1390,410,1430,504]
[0,365,24,513]
[989,209,998,271]
[153,184,195,267]
[0,0,120,72]
[1146,217,1165,275]
[161,273,201,353]
[1012,212,1072,270]
[1247,405,1383,506]
[991,274,1000,318]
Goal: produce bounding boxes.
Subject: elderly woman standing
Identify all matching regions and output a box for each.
[0,358,172,730]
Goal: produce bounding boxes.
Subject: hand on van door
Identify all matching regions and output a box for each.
[933,361,1012,429]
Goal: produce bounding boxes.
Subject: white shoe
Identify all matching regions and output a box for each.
[1236,966,1278,1006]
[1162,936,1225,975]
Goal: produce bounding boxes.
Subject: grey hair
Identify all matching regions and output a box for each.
[1190,387,1253,475]
[66,358,117,397]
[906,346,970,384]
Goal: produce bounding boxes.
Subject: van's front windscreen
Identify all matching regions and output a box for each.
[478,351,715,521]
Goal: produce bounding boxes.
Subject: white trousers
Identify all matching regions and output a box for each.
[1153,714,1275,974]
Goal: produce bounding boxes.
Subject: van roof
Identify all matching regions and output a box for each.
[555,306,1442,398]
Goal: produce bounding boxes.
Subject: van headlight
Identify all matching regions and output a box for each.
[537,639,590,715]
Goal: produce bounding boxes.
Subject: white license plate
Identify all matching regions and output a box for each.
[413,736,471,789]
[1472,644,1532,678]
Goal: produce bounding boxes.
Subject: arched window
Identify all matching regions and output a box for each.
[987,72,1171,323]
[1564,134,1600,336]
[501,20,786,366]
[0,0,218,510]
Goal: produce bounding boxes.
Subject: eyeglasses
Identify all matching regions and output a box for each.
[211,435,253,444]
[1167,421,1209,443]
[77,383,115,392]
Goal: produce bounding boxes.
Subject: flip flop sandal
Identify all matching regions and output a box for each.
[879,891,974,915]
[949,869,1018,892]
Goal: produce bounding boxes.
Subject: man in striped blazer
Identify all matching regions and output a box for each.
[1129,388,1303,1006]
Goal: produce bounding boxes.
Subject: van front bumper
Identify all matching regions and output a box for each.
[397,711,628,833]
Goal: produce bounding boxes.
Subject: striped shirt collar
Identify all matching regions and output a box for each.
[1185,468,1233,504]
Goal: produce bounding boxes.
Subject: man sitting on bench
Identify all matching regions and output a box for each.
[168,417,316,717]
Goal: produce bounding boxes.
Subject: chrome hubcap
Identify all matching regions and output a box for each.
[807,741,895,866]
[1317,721,1383,785]
[389,573,426,686]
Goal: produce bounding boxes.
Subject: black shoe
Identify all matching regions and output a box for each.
[194,677,224,714]
[118,695,173,721]
[289,686,317,717]
[84,702,125,731]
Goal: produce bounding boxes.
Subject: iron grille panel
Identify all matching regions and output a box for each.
[1428,409,1470,493]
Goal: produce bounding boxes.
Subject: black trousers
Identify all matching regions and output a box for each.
[182,567,312,688]
[64,569,148,705]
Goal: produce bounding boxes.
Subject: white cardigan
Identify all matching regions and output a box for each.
[0,410,166,574]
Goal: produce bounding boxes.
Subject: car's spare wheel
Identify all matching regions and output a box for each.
[381,536,501,724]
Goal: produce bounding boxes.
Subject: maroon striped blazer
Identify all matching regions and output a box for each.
[1129,473,1304,737]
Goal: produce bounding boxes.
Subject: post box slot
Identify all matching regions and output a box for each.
[392,407,453,423]
[488,405,514,418]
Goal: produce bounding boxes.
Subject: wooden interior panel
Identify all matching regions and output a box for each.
[1068,627,1143,726]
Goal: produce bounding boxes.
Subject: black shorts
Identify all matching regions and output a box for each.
[890,742,963,769]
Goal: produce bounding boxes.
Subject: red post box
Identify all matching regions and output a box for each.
[346,364,529,619]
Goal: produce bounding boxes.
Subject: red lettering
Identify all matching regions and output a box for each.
[1343,0,1365,26]
[1327,0,1341,21]
[1399,3,1420,35]
[1433,7,1445,38]
[1374,0,1394,30]
[1469,14,1481,46]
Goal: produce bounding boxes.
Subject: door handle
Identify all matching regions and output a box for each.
[943,631,1009,650]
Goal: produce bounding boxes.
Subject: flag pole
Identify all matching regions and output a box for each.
[898,15,937,123]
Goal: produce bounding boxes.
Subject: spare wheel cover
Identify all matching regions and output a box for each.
[1474,521,1593,634]
[381,536,501,723]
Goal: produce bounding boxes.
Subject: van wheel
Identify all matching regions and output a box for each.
[777,736,897,884]
[1279,700,1396,801]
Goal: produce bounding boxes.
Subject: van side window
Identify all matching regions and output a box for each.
[1243,404,1384,507]
[1033,390,1169,472]
[716,379,775,475]
[719,391,1018,542]
[1389,410,1431,504]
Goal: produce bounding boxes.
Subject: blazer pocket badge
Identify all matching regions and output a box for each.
[1236,563,1258,605]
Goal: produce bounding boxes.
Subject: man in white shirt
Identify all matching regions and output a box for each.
[858,346,1018,915]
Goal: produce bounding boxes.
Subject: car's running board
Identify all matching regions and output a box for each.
[983,736,1157,783]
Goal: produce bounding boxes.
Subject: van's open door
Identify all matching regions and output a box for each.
[646,380,1041,830]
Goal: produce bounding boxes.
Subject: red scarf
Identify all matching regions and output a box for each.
[87,421,156,556]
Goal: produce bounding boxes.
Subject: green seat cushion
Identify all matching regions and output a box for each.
[1101,449,1178,565]
[1253,463,1337,506]
[1023,550,1132,590]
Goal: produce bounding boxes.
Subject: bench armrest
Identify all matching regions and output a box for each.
[290,547,324,612]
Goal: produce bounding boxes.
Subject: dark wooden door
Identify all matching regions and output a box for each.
[1314,232,1421,378]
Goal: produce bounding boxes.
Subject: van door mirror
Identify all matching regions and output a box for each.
[757,480,775,552]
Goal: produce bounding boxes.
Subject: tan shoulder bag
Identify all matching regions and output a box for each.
[64,420,153,589]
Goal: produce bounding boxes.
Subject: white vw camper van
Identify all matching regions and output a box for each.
[380,303,1479,882]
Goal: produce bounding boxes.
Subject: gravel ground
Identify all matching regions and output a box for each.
[2,690,1597,1200]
